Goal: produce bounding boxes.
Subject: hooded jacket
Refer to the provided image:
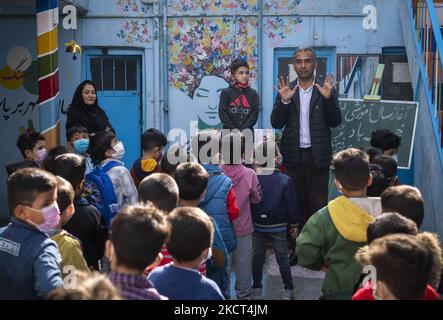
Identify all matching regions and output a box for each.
[296,196,381,299]
[220,164,262,237]
[199,164,237,253]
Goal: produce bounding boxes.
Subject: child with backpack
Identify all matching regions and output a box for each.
[49,153,108,271]
[88,131,138,226]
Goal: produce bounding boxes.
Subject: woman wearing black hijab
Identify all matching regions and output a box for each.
[66,80,115,136]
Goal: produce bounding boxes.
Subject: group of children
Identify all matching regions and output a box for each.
[0,123,441,301]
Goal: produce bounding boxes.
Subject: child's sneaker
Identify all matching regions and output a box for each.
[282,288,295,300]
[252,287,263,300]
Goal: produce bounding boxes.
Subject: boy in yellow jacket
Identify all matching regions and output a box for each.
[296,148,381,299]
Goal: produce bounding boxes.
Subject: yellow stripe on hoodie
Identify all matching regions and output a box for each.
[328,196,374,243]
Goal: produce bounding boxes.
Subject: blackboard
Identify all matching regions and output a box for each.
[331,99,419,169]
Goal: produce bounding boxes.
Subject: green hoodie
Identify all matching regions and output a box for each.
[296,196,376,299]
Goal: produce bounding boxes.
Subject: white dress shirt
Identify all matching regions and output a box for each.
[298,81,314,148]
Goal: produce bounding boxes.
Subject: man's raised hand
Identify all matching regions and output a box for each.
[315,73,335,99]
[274,76,298,103]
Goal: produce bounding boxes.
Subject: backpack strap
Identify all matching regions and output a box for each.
[102,160,123,173]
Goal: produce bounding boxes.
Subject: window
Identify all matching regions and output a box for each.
[89,56,139,91]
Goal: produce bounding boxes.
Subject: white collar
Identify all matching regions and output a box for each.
[297,77,315,93]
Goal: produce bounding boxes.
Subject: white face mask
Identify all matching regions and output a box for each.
[112,141,125,160]
[390,154,398,163]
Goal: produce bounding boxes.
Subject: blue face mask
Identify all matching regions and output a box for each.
[73,138,89,154]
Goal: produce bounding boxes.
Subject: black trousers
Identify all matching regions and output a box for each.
[285,148,329,223]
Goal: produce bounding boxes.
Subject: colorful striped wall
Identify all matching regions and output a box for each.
[36,0,60,148]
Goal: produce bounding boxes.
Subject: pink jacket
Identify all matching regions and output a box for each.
[220,164,262,237]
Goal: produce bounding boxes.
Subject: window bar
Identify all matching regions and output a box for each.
[434,48,439,117]
[100,58,104,92]
[124,58,127,91]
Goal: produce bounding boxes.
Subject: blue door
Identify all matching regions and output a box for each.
[85,53,142,168]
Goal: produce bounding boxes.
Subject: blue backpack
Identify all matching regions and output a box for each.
[83,161,122,227]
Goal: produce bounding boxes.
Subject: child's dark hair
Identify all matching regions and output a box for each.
[365,147,382,162]
[55,176,75,214]
[381,185,424,228]
[371,155,397,179]
[66,126,89,141]
[370,129,401,152]
[8,168,57,215]
[230,59,249,74]
[16,132,45,158]
[166,207,213,263]
[141,128,167,152]
[174,162,208,201]
[160,146,190,177]
[88,131,116,165]
[367,164,390,197]
[42,146,69,172]
[366,212,418,244]
[357,234,433,300]
[49,153,86,192]
[110,203,170,272]
[138,173,179,213]
[332,148,370,191]
[192,131,221,164]
[221,132,245,165]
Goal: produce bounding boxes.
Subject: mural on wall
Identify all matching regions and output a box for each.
[117,19,153,44]
[0,47,38,94]
[168,17,258,95]
[116,0,151,15]
[168,0,258,15]
[115,0,157,44]
[263,16,303,47]
[168,16,258,129]
[263,0,302,14]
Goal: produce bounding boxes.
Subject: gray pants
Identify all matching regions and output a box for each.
[231,234,253,299]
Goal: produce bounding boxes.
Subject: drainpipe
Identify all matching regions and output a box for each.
[257,0,263,129]
[162,0,169,134]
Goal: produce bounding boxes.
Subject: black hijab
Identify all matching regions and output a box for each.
[66,80,114,134]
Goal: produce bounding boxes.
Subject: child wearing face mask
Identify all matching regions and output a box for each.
[148,207,225,300]
[50,176,89,276]
[6,131,47,176]
[66,126,93,174]
[89,131,138,210]
[0,168,63,299]
[48,153,108,271]
[130,128,167,187]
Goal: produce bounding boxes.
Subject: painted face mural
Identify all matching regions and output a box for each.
[194,76,228,129]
